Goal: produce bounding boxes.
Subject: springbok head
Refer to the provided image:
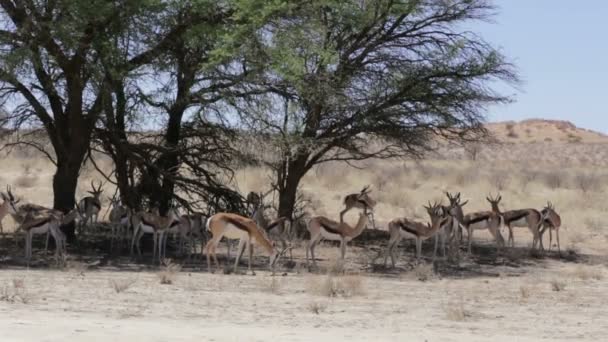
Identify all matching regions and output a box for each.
[88,180,104,199]
[486,193,502,213]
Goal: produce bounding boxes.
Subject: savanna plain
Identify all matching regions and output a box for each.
[1,120,608,341]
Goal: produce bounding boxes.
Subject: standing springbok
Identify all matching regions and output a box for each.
[306,208,369,268]
[77,181,103,233]
[0,186,20,235]
[204,212,282,274]
[462,194,505,254]
[498,200,543,249]
[20,209,78,264]
[539,202,562,255]
[130,208,178,262]
[384,202,447,267]
[446,192,468,243]
[108,197,129,241]
[340,185,377,228]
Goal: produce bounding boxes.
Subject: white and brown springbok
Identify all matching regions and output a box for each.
[498,200,543,249]
[108,196,129,241]
[445,192,468,243]
[340,185,377,228]
[204,213,283,274]
[306,209,369,268]
[384,202,447,267]
[130,208,178,262]
[20,209,78,264]
[462,194,505,254]
[77,180,103,232]
[540,202,562,254]
[0,186,20,235]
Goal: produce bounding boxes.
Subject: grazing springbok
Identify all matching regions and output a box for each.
[497,199,543,249]
[250,194,290,259]
[461,195,505,254]
[340,185,377,228]
[306,208,369,268]
[384,202,446,267]
[77,181,103,233]
[540,202,562,254]
[204,212,284,274]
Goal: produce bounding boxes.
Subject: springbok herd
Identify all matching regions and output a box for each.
[0,183,562,274]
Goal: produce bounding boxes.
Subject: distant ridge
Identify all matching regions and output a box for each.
[486,118,608,144]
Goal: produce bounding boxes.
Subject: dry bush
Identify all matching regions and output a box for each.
[550,280,566,292]
[158,260,182,285]
[575,173,602,194]
[109,278,137,293]
[0,278,31,304]
[308,301,328,314]
[520,169,539,187]
[542,171,565,189]
[411,263,436,282]
[66,260,88,276]
[307,275,366,298]
[444,299,470,321]
[569,233,586,245]
[15,175,37,188]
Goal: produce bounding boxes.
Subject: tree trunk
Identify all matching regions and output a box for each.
[277,155,308,220]
[52,157,81,241]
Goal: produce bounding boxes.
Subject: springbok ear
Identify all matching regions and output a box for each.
[498,196,502,202]
[460,200,469,207]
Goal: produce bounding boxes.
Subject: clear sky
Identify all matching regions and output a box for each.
[475,1,608,132]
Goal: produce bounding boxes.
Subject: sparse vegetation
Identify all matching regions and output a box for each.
[1,279,31,304]
[444,300,471,321]
[550,280,567,292]
[308,301,328,315]
[307,275,366,298]
[109,278,137,294]
[158,260,182,285]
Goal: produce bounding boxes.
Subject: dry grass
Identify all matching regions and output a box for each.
[306,274,366,298]
[444,299,471,321]
[158,260,182,285]
[519,285,531,301]
[109,278,137,293]
[550,279,567,292]
[0,278,32,304]
[307,301,328,314]
[569,266,603,281]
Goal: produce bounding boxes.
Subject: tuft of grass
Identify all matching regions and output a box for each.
[110,278,137,293]
[519,285,531,301]
[66,260,88,276]
[266,276,282,294]
[308,301,328,315]
[307,274,365,298]
[444,300,470,321]
[158,260,182,285]
[550,280,566,292]
[412,263,436,282]
[1,279,31,304]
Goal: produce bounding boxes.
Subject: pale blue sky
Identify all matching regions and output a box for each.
[476,1,608,132]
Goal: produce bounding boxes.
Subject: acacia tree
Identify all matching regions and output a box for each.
[238,0,518,219]
[0,1,199,238]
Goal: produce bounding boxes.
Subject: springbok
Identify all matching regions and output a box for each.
[384,202,447,267]
[130,208,178,262]
[540,202,562,255]
[461,194,505,254]
[77,181,103,233]
[497,200,543,249]
[204,212,285,274]
[0,186,20,235]
[108,196,129,241]
[445,192,468,242]
[340,185,377,228]
[306,208,369,268]
[20,209,78,265]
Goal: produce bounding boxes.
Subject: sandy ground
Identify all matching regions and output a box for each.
[1,239,607,342]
